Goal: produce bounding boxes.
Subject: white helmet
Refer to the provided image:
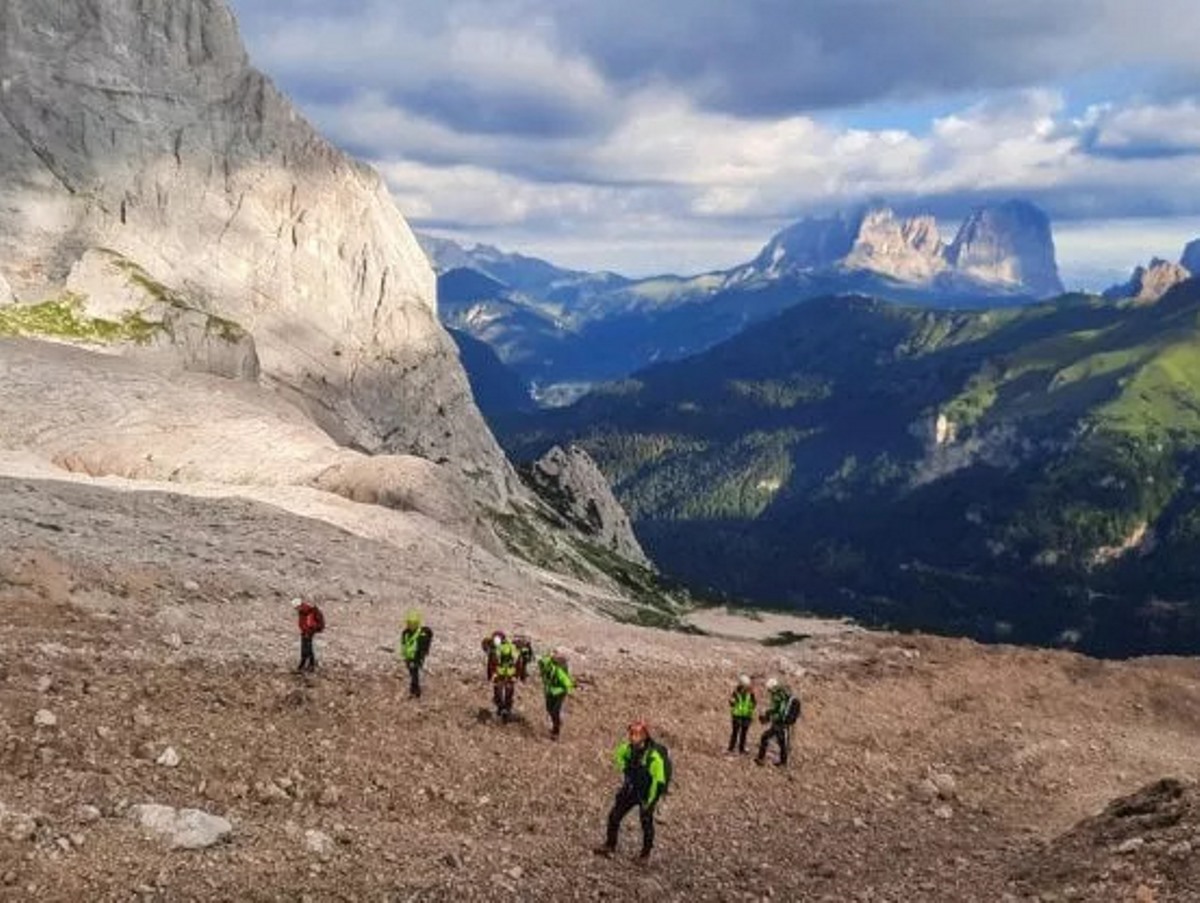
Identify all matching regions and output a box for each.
[738,674,751,687]
[765,677,779,691]
[290,597,303,609]
[493,635,503,648]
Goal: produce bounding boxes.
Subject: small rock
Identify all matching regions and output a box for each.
[54,837,72,854]
[182,580,200,593]
[912,779,939,802]
[933,805,954,820]
[932,773,958,800]
[2,872,15,886]
[162,634,183,651]
[69,833,85,848]
[477,795,491,807]
[9,817,37,843]
[441,852,463,869]
[132,707,154,728]
[852,817,866,830]
[95,726,114,741]
[1116,837,1145,855]
[76,805,101,825]
[507,866,524,881]
[1168,840,1192,858]
[33,709,57,728]
[156,747,181,768]
[304,829,335,859]
[254,780,290,803]
[1133,885,1156,903]
[317,785,342,807]
[35,676,54,694]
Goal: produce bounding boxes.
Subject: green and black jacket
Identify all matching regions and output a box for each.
[612,740,667,806]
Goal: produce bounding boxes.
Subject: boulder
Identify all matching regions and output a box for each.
[128,803,231,850]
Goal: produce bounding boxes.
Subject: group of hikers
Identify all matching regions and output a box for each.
[289,597,802,859]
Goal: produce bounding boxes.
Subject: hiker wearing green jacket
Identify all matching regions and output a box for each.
[537,649,574,739]
[595,720,669,860]
[396,611,433,698]
[728,674,756,754]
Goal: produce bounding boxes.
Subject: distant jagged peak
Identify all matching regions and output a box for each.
[748,205,869,277]
[944,199,1063,297]
[842,206,947,283]
[743,198,1061,297]
[1104,256,1192,303]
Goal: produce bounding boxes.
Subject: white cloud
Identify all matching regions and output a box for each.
[227,0,1200,277]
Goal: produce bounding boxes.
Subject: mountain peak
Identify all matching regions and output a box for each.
[944,200,1063,296]
[744,199,1061,297]
[1181,238,1200,275]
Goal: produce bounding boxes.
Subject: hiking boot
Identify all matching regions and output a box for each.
[754,757,765,766]
[593,845,615,857]
[638,848,652,860]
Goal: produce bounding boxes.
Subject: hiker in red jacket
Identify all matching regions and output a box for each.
[292,597,324,673]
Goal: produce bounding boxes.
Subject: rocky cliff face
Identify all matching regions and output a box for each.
[1104,257,1192,303]
[746,209,863,278]
[843,209,947,283]
[0,0,515,501]
[524,445,650,568]
[741,200,1062,297]
[945,201,1063,297]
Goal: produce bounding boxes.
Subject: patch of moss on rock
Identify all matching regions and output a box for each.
[0,294,162,345]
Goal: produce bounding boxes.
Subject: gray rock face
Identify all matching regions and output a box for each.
[526,445,649,568]
[1181,239,1200,275]
[129,803,231,850]
[743,200,1062,297]
[1104,258,1192,303]
[748,209,862,277]
[945,201,1063,297]
[843,209,947,282]
[0,0,514,502]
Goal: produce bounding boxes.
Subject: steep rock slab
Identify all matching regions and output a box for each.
[843,209,947,283]
[1104,258,1192,303]
[525,444,650,568]
[945,200,1063,297]
[0,0,514,502]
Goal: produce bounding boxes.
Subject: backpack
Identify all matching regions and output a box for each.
[782,694,801,726]
[312,606,326,634]
[649,741,673,797]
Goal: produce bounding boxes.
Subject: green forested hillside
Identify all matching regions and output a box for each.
[499,281,1200,656]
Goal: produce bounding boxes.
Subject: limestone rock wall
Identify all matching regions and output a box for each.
[0,0,515,502]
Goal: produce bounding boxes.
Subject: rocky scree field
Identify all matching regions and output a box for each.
[4,476,1200,900]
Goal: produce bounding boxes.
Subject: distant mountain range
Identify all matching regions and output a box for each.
[421,199,1064,404]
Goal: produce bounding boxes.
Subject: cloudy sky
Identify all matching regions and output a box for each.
[229,0,1200,286]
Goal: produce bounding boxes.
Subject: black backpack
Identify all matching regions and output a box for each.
[782,694,802,726]
[649,741,673,797]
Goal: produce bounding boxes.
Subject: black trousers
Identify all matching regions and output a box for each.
[407,662,422,698]
[298,634,317,672]
[605,783,655,853]
[728,716,751,752]
[493,680,514,716]
[757,723,789,764]
[546,694,565,736]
